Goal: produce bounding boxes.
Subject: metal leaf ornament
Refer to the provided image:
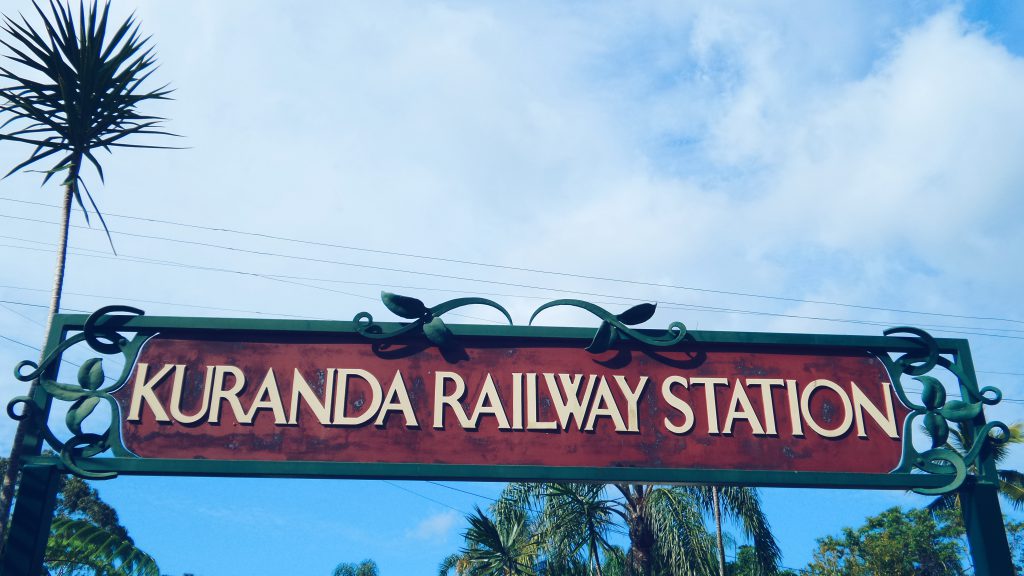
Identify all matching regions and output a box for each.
[0,0,177,248]
[530,299,685,353]
[880,326,1009,494]
[356,292,513,355]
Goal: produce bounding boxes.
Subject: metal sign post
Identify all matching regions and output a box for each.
[1,297,1014,574]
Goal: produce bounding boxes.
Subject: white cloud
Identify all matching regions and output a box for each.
[408,510,460,542]
[2,2,1024,573]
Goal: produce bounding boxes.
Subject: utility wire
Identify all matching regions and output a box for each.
[1,203,1021,325]
[382,480,466,514]
[1,241,1023,342]
[426,481,498,502]
[3,285,1023,377]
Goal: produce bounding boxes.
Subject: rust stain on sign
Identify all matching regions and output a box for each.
[112,334,908,474]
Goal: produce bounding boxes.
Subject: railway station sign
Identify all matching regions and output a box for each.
[9,295,1008,493]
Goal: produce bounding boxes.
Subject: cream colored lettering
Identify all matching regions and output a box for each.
[208,365,247,424]
[288,368,334,425]
[801,379,853,438]
[722,379,766,435]
[851,381,898,439]
[526,373,557,430]
[170,365,212,425]
[375,370,418,428]
[690,377,729,434]
[512,373,524,430]
[334,369,382,426]
[661,375,694,435]
[242,367,287,424]
[584,377,627,432]
[469,374,511,429]
[746,378,785,435]
[786,379,804,436]
[434,371,472,429]
[127,362,173,422]
[543,373,596,431]
[613,375,648,432]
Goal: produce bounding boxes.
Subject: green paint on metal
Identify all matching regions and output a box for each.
[529,299,686,352]
[353,292,512,357]
[4,302,1008,497]
[960,481,1014,575]
[1,465,60,576]
[7,306,155,479]
[16,454,956,490]
[877,327,1009,495]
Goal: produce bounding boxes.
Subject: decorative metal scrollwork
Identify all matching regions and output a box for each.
[530,300,686,353]
[8,306,151,479]
[879,326,1007,494]
[354,292,513,354]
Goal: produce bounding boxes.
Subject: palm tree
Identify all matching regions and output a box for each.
[928,421,1024,513]
[0,0,174,541]
[441,506,539,576]
[496,483,620,576]
[44,516,159,576]
[498,483,779,576]
[333,559,379,576]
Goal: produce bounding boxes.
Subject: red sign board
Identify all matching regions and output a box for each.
[113,333,909,474]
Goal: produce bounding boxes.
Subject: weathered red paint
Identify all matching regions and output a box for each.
[112,334,909,474]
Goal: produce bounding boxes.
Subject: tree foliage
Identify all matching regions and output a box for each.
[333,559,379,576]
[804,507,965,575]
[0,0,176,543]
[0,0,174,227]
[928,422,1024,513]
[44,517,158,576]
[445,483,778,576]
[0,458,156,575]
[725,546,798,576]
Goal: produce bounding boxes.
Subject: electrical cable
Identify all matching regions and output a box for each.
[1,203,1021,325]
[1,241,1022,341]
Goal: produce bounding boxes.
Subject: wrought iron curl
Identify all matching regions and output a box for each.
[354,292,513,350]
[880,326,1008,495]
[7,305,151,479]
[529,299,686,353]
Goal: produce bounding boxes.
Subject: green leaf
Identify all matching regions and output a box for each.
[40,380,86,401]
[917,376,945,410]
[422,317,452,348]
[924,412,949,448]
[585,321,616,354]
[77,357,104,390]
[66,396,100,435]
[381,291,427,319]
[615,303,656,325]
[939,399,981,423]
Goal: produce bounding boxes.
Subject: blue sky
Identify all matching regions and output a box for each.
[1,1,1024,574]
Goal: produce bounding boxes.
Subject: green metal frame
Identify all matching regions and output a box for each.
[3,298,1015,574]
[4,301,1009,493]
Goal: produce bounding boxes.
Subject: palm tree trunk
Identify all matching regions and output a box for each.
[713,486,725,576]
[627,497,655,576]
[591,531,603,576]
[0,166,77,547]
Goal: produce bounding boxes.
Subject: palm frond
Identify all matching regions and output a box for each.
[998,469,1024,511]
[711,486,781,576]
[462,506,537,576]
[0,0,177,248]
[45,516,159,576]
[643,487,718,576]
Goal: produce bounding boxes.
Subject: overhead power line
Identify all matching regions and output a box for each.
[1,199,1020,325]
[1,241,1023,342]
